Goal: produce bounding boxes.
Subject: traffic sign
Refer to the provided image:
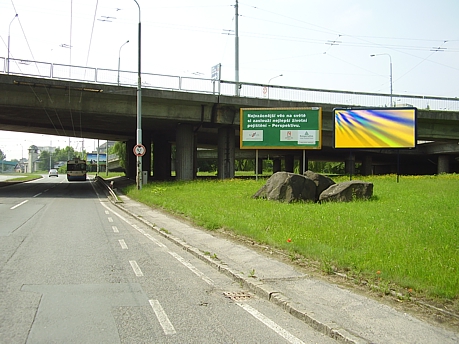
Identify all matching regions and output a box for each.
[133,144,146,156]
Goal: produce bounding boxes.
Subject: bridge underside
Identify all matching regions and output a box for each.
[1,74,459,179]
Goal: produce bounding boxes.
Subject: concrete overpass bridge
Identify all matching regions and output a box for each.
[1,57,459,179]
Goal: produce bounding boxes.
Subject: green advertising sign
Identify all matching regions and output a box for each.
[240,107,322,149]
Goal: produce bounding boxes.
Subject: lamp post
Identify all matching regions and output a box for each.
[234,0,240,96]
[370,53,393,106]
[8,13,19,74]
[117,40,129,85]
[133,0,142,190]
[267,74,282,99]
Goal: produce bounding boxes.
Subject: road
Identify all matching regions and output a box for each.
[0,175,335,343]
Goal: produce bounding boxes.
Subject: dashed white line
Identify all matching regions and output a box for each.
[108,217,113,223]
[112,226,119,233]
[129,260,143,276]
[237,303,305,344]
[119,239,128,249]
[149,300,176,335]
[105,210,110,214]
[32,192,42,198]
[10,200,28,210]
[168,251,215,287]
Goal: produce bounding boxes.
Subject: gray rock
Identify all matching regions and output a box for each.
[253,172,317,203]
[319,180,373,202]
[303,170,336,199]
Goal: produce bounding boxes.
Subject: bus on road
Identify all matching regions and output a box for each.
[66,159,87,181]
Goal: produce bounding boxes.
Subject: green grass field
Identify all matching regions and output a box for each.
[125,174,459,306]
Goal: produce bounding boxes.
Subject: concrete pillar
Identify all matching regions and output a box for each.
[285,155,294,172]
[141,131,152,182]
[361,155,373,176]
[153,134,171,180]
[345,153,355,175]
[176,124,195,180]
[125,139,136,179]
[217,126,235,179]
[273,158,281,173]
[438,155,450,174]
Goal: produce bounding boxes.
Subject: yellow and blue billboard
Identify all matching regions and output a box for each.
[333,107,417,149]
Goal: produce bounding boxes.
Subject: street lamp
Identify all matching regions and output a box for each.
[370,53,393,106]
[117,40,129,85]
[8,13,19,74]
[133,0,142,190]
[267,74,282,99]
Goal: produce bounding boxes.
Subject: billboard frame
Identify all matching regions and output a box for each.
[240,107,322,150]
[333,107,417,149]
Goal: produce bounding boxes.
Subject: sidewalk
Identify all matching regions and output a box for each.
[105,177,459,344]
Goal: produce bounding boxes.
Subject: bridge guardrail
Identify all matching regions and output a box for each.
[1,56,458,111]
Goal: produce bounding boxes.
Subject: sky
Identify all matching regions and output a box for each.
[1,0,458,160]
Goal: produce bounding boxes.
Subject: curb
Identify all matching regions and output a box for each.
[111,197,371,344]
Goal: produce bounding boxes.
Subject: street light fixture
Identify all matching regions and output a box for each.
[370,53,393,106]
[267,74,282,99]
[117,40,129,85]
[133,0,142,190]
[7,13,19,74]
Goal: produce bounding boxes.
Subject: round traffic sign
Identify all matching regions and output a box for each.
[133,144,146,157]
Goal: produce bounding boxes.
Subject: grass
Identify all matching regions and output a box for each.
[0,173,43,183]
[124,174,459,305]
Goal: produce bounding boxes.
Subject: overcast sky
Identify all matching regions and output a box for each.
[1,0,458,160]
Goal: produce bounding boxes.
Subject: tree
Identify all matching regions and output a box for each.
[0,148,5,161]
[110,141,126,168]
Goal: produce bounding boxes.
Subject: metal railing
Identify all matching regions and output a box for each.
[2,57,458,111]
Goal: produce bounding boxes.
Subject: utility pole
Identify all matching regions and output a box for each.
[235,0,239,96]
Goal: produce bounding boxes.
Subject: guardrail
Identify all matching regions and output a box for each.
[2,56,458,111]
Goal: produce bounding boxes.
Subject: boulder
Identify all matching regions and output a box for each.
[319,180,373,203]
[303,170,336,199]
[252,172,317,203]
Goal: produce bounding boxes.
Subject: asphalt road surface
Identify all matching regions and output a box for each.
[0,176,336,344]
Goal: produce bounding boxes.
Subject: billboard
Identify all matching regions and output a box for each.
[333,107,417,149]
[240,107,322,149]
[86,153,107,164]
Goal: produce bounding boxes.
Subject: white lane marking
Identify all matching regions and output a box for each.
[145,233,166,248]
[168,251,215,287]
[112,226,119,233]
[32,192,42,198]
[10,200,29,210]
[129,260,143,276]
[105,210,110,214]
[149,300,176,335]
[99,201,216,287]
[119,239,128,249]
[108,217,113,223]
[237,303,305,344]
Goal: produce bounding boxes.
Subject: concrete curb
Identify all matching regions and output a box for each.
[111,198,370,344]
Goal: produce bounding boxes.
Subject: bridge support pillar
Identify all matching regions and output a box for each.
[217,126,235,179]
[361,155,373,176]
[438,155,450,174]
[345,153,355,175]
[176,124,196,180]
[126,139,136,179]
[153,134,172,180]
[273,158,281,173]
[285,155,294,173]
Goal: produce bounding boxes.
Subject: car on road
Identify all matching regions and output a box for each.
[48,169,58,177]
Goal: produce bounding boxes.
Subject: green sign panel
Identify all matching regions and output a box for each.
[240,107,322,149]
